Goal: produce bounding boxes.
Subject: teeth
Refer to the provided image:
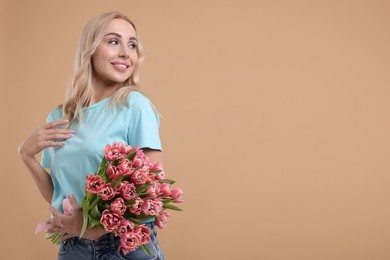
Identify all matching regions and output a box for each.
[114,64,127,68]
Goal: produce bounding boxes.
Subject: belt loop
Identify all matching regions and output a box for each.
[69,237,75,245]
[150,222,157,236]
[110,232,116,245]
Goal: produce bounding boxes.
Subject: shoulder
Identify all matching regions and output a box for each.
[46,107,63,122]
[128,91,151,105]
[127,91,156,112]
[126,91,160,124]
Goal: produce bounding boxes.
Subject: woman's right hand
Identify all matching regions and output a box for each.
[18,119,74,160]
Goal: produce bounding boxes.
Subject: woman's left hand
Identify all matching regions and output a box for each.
[46,194,108,241]
[46,194,83,241]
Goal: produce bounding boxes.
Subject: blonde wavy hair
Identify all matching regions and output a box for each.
[62,11,145,122]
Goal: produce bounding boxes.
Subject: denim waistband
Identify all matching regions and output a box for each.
[65,221,156,246]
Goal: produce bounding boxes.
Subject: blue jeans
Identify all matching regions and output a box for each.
[58,222,165,260]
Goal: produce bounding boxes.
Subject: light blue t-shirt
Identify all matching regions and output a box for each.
[41,91,162,213]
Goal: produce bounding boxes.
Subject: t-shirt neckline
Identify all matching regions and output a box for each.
[82,97,110,111]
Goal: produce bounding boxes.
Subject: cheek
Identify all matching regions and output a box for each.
[132,52,139,63]
[91,52,104,71]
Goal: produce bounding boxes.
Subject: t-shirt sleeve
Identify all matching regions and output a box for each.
[127,92,162,151]
[41,112,53,169]
[41,109,62,168]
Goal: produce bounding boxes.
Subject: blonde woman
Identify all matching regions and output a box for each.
[18,12,165,259]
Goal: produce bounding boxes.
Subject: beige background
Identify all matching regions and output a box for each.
[1,0,390,259]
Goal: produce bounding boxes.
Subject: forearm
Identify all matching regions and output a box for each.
[83,226,109,240]
[18,119,74,204]
[20,154,53,203]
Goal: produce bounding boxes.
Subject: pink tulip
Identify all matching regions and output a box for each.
[110,198,126,215]
[97,183,115,201]
[100,210,123,232]
[129,197,143,215]
[131,150,151,169]
[141,199,163,216]
[155,170,166,181]
[117,159,133,176]
[130,170,148,185]
[170,188,183,199]
[119,231,141,255]
[62,197,73,216]
[106,165,122,180]
[156,211,170,229]
[85,174,104,194]
[134,225,151,244]
[114,219,135,237]
[158,183,171,198]
[145,183,158,199]
[149,161,163,173]
[104,142,132,162]
[119,181,137,201]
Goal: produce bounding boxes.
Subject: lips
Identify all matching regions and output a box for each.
[111,62,130,72]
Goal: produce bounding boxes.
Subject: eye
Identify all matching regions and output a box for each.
[128,42,137,49]
[108,39,119,45]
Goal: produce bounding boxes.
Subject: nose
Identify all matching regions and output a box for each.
[118,44,130,59]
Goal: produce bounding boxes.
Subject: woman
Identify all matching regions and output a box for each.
[18,11,165,259]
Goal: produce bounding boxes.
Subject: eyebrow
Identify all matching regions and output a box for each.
[104,32,137,41]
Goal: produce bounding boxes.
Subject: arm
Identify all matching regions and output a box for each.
[143,148,164,164]
[18,119,75,203]
[19,155,53,203]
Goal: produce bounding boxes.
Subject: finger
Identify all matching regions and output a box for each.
[47,226,64,234]
[41,132,74,142]
[43,119,69,130]
[46,220,61,232]
[45,222,56,230]
[48,214,62,228]
[42,141,66,148]
[45,128,75,135]
[49,205,62,219]
[67,194,80,210]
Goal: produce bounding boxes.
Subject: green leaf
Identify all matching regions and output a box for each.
[97,158,107,175]
[124,199,136,207]
[80,200,90,238]
[90,204,102,219]
[81,197,90,211]
[162,198,174,204]
[45,233,63,245]
[111,176,124,189]
[45,233,59,244]
[138,192,154,196]
[136,184,152,194]
[88,216,101,229]
[140,244,152,257]
[89,195,102,210]
[163,203,183,211]
[126,150,137,160]
[160,179,176,184]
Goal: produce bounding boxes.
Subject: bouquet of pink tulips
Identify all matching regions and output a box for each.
[40,142,183,256]
[80,142,183,255]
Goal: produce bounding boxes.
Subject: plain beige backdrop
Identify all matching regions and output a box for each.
[2,0,390,259]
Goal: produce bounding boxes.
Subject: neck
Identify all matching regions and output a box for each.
[90,78,120,106]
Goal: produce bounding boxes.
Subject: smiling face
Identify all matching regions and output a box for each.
[91,18,139,90]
